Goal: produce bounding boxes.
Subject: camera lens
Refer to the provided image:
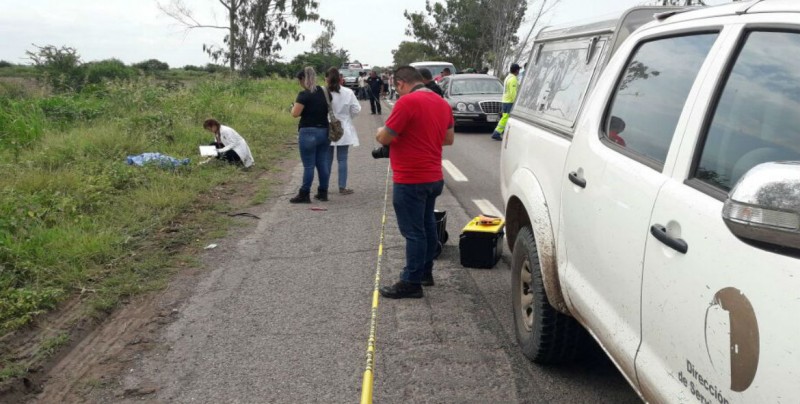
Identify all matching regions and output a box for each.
[371,145,390,159]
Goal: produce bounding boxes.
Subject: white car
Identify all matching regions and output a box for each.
[499,2,800,402]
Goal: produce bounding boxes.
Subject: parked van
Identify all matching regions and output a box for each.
[410,61,457,80]
[499,2,800,402]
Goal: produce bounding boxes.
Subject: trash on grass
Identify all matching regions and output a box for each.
[204,244,218,250]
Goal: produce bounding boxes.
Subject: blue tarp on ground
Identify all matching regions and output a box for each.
[126,153,190,168]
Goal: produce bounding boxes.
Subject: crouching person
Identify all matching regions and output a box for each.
[203,118,254,168]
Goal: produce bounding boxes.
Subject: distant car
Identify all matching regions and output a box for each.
[439,74,503,131]
[340,69,362,91]
[410,61,457,81]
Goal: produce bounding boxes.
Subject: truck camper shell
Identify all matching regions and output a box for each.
[513,7,686,136]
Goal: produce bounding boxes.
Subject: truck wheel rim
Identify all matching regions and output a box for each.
[520,259,534,331]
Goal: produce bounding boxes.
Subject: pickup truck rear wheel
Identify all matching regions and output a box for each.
[511,226,585,364]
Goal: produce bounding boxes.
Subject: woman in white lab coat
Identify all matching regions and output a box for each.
[203,118,254,168]
[325,67,361,194]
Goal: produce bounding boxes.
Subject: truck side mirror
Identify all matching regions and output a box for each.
[722,161,800,251]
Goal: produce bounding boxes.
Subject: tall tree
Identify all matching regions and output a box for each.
[404,0,487,70]
[403,0,534,72]
[159,0,323,72]
[310,19,337,55]
[486,0,528,75]
[391,41,439,67]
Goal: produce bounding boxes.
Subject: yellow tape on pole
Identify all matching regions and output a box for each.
[360,164,391,404]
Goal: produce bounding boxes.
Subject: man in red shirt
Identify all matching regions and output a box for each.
[375,66,455,299]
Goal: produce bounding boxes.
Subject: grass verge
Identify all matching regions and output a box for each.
[0,75,299,381]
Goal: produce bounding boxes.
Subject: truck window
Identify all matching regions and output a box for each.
[603,33,718,167]
[515,38,606,129]
[694,31,800,192]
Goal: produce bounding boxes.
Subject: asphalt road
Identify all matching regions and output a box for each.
[105,100,639,403]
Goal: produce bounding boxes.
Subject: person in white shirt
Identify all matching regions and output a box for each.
[325,67,361,194]
[203,119,254,168]
[357,71,368,100]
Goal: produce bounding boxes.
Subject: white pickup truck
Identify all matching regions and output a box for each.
[500,2,800,402]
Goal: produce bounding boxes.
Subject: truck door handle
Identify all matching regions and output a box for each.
[568,172,586,188]
[650,224,688,254]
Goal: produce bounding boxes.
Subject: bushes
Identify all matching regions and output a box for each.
[26,45,139,92]
[133,59,170,73]
[85,59,137,85]
[26,45,86,92]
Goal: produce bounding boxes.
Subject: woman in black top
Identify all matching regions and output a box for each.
[290,66,331,203]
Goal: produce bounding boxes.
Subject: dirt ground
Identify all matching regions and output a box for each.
[0,155,297,403]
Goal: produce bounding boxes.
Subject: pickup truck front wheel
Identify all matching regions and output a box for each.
[512,226,585,364]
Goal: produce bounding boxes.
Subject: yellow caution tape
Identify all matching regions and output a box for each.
[360,163,391,404]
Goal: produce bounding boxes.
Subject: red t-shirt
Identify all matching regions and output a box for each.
[384,89,454,184]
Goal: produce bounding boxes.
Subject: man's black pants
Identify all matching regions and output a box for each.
[369,91,382,114]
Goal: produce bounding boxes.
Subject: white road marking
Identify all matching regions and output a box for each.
[473,199,503,218]
[442,160,468,182]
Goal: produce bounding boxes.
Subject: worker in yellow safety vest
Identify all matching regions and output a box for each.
[491,63,520,141]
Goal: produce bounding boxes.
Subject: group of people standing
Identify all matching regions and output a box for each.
[357,71,394,113]
[204,62,521,300]
[289,66,361,203]
[288,64,455,299]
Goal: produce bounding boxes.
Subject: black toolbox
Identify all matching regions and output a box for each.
[459,217,505,268]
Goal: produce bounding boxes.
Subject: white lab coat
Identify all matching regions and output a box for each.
[329,87,361,147]
[217,125,254,168]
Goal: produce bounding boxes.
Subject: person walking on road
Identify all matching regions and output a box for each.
[203,119,254,168]
[290,66,331,203]
[491,63,520,141]
[375,66,455,299]
[357,71,368,100]
[367,71,383,115]
[418,68,444,97]
[381,72,388,98]
[325,67,361,195]
[388,72,397,100]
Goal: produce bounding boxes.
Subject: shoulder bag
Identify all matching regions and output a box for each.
[321,87,344,142]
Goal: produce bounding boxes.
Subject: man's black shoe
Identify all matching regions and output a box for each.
[379,281,423,299]
[421,274,434,287]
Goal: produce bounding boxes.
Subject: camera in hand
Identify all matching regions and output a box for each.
[371,145,390,159]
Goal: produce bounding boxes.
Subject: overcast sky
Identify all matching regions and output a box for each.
[0,0,729,68]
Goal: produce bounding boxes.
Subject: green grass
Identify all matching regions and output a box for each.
[0,76,299,334]
[0,65,37,78]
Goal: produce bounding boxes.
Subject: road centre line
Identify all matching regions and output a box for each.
[442,160,469,182]
[473,199,504,218]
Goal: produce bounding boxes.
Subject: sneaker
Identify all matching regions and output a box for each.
[421,274,435,287]
[379,281,423,299]
[339,188,354,195]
